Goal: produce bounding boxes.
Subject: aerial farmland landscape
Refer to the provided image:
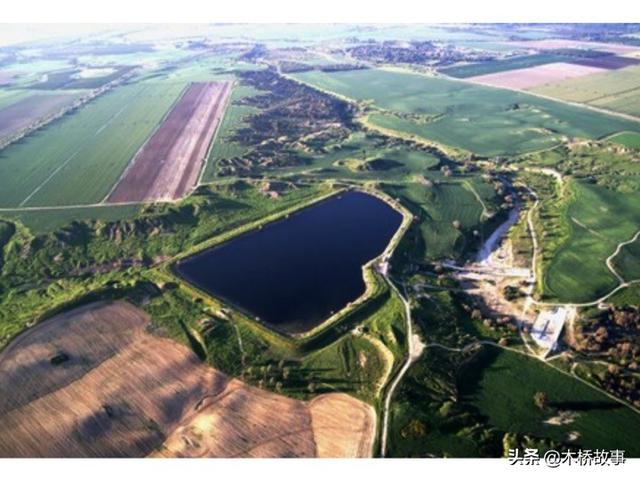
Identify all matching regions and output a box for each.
[1,21,640,463]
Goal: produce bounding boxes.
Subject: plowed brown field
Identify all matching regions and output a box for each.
[0,301,375,458]
[107,81,232,203]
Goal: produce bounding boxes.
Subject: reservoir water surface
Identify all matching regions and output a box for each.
[176,191,403,333]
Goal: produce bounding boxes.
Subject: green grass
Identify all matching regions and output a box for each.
[138,252,406,404]
[201,84,262,181]
[369,112,561,157]
[0,80,185,207]
[382,179,498,261]
[293,68,640,156]
[0,204,141,234]
[608,283,640,307]
[531,65,640,117]
[612,237,640,281]
[609,131,640,148]
[461,347,640,455]
[0,182,329,349]
[439,54,569,78]
[388,345,640,457]
[543,181,640,302]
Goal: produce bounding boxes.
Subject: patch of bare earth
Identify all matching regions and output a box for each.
[154,391,375,458]
[506,39,640,55]
[0,301,374,458]
[467,63,606,90]
[107,81,232,203]
[0,94,76,142]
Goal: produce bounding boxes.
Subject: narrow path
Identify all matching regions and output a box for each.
[521,186,540,316]
[519,169,640,307]
[380,275,419,458]
[361,333,394,396]
[463,180,491,219]
[18,148,81,207]
[605,229,640,284]
[233,324,245,366]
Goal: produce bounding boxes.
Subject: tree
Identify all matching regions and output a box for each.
[533,391,547,410]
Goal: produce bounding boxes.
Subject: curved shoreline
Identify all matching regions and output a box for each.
[169,186,413,340]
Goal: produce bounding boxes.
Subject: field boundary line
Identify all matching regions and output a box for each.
[18,148,82,207]
[197,80,235,186]
[100,82,190,204]
[378,64,640,124]
[439,70,640,125]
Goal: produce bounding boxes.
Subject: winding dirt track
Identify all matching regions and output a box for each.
[0,301,374,458]
[107,81,232,203]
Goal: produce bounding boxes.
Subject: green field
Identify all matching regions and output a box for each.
[0,204,141,234]
[531,66,640,117]
[382,179,498,260]
[293,69,640,156]
[544,181,640,302]
[612,237,640,281]
[368,112,561,157]
[439,54,569,78]
[609,131,640,148]
[388,345,640,457]
[463,348,640,455]
[201,84,262,181]
[0,80,185,207]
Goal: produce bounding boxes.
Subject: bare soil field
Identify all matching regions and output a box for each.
[153,390,375,458]
[0,301,375,458]
[0,93,76,142]
[107,81,232,203]
[467,62,606,90]
[571,55,640,70]
[507,39,640,55]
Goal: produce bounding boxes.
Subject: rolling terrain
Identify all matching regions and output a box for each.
[0,301,375,458]
[0,23,639,460]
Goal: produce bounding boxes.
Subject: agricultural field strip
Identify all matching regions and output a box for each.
[470,63,606,90]
[296,67,640,156]
[18,149,81,207]
[17,100,138,207]
[106,81,232,203]
[0,93,80,143]
[379,65,640,125]
[197,80,236,185]
[0,81,187,208]
[441,71,640,124]
[100,84,190,203]
[578,85,640,104]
